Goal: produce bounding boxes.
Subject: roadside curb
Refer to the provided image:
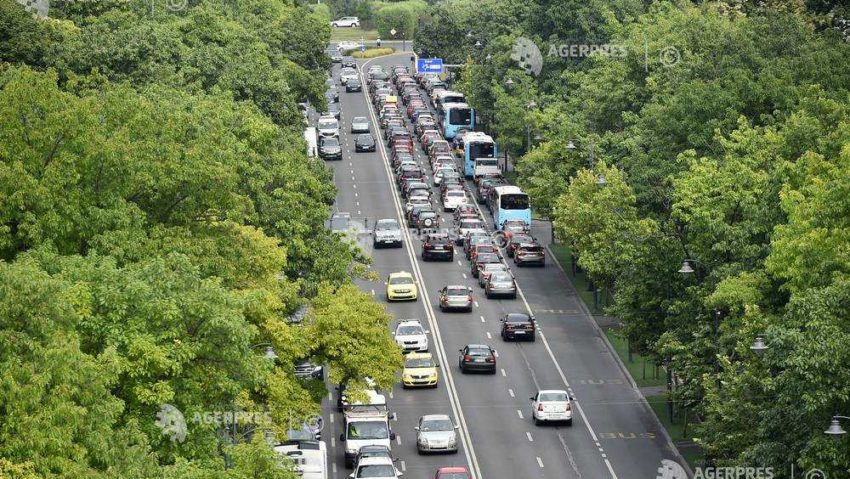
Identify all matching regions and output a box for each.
[545,243,695,479]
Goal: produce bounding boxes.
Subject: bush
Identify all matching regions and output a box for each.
[352,47,395,58]
[311,2,333,22]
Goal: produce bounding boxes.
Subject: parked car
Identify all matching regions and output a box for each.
[531,390,573,426]
[438,285,473,312]
[457,344,497,374]
[500,313,536,341]
[294,359,324,380]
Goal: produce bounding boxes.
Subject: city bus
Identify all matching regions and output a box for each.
[462,132,497,178]
[488,185,531,230]
[440,102,474,140]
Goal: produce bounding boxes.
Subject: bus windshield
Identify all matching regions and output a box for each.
[501,194,529,210]
[449,108,472,125]
[469,142,495,158]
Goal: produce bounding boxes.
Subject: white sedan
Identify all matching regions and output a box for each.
[530,389,573,426]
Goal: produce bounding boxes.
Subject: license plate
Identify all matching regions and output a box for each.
[513,331,526,335]
[473,358,485,363]
[433,246,444,250]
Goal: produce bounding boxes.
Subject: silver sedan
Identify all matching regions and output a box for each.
[415,414,459,454]
[485,271,517,299]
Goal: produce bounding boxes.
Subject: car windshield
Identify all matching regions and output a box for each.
[356,465,395,478]
[348,421,389,440]
[539,392,569,402]
[376,220,399,230]
[405,357,435,368]
[397,325,423,335]
[421,419,454,432]
[389,276,414,285]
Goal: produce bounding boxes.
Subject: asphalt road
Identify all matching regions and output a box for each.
[318,51,687,479]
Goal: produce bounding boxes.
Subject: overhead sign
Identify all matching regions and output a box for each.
[416,58,444,74]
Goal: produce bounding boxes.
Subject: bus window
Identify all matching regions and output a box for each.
[449,108,472,125]
[469,142,495,158]
[501,194,529,210]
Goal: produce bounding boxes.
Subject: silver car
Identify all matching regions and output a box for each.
[478,263,510,287]
[373,218,403,248]
[438,285,473,312]
[415,414,459,454]
[351,116,370,134]
[485,271,517,299]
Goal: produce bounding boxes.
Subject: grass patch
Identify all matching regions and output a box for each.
[548,243,611,315]
[647,394,705,470]
[603,328,665,387]
[352,48,396,59]
[330,27,379,42]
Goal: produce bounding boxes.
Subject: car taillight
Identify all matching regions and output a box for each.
[467,294,472,303]
[424,242,432,248]
[564,403,571,412]
[538,404,544,412]
[486,355,495,363]
[463,355,472,362]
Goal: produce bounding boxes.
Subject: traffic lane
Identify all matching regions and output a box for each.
[414,252,589,479]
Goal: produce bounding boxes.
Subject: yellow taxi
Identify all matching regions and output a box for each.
[386,271,418,301]
[402,352,439,388]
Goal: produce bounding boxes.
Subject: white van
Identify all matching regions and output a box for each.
[275,439,327,479]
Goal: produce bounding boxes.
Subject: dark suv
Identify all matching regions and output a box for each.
[422,233,454,261]
[500,313,536,342]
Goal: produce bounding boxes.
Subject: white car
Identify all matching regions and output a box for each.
[337,40,360,52]
[530,389,573,426]
[433,166,458,186]
[317,117,340,138]
[340,67,358,85]
[350,456,401,478]
[332,16,360,28]
[373,218,403,248]
[442,190,468,211]
[394,319,428,353]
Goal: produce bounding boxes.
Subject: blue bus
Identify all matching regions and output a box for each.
[488,185,531,230]
[462,132,497,178]
[440,102,474,140]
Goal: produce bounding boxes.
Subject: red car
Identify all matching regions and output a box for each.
[435,466,471,479]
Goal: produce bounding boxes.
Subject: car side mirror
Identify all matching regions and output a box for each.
[350,474,355,479]
[570,396,575,401]
[454,425,460,430]
[435,364,440,368]
[390,432,397,440]
[414,426,420,431]
[340,433,345,442]
[529,396,535,401]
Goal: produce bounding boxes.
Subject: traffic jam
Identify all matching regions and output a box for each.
[315,49,584,479]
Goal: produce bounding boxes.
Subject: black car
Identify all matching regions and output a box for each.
[458,344,497,373]
[422,233,454,261]
[319,136,342,160]
[341,56,356,68]
[500,313,536,342]
[355,133,376,152]
[345,78,362,92]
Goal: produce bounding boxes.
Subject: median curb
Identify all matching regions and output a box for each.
[545,242,695,479]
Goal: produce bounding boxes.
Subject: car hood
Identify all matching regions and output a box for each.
[420,430,456,441]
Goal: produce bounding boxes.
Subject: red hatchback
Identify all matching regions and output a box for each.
[435,466,471,479]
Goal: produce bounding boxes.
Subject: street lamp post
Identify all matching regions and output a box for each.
[566,139,606,185]
[525,100,537,154]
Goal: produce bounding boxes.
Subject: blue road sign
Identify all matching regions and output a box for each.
[416,58,444,74]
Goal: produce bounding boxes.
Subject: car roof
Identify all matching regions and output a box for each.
[444,285,469,290]
[356,456,394,466]
[397,319,423,326]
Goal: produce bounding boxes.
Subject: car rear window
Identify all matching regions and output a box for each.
[519,246,544,253]
[461,219,484,228]
[539,392,569,401]
[476,254,499,263]
[446,191,465,198]
[446,287,468,296]
[468,348,491,356]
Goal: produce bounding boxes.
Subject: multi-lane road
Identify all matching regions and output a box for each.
[318,50,687,479]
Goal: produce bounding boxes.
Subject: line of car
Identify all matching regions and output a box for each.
[333,58,575,479]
